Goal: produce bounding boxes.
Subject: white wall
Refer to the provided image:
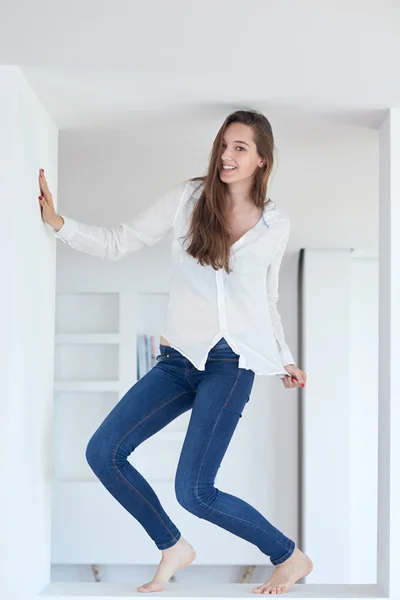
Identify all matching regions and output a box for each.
[54,118,379,253]
[51,120,378,582]
[0,65,380,590]
[377,108,400,598]
[51,134,300,570]
[0,67,59,599]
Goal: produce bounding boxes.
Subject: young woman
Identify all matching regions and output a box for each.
[39,110,312,595]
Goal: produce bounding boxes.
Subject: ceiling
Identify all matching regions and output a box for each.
[1,0,399,130]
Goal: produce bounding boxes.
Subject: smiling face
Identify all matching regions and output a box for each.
[219,122,266,184]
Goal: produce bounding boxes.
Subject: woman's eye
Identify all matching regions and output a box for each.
[221,145,245,151]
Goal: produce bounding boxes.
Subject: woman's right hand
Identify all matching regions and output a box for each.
[38,169,63,230]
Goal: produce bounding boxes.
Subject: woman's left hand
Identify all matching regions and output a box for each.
[281,364,307,389]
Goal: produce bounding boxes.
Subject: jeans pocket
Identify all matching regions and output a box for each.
[222,371,255,417]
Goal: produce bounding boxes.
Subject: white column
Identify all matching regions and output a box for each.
[301,249,352,583]
[0,67,19,600]
[377,108,400,597]
[0,66,59,600]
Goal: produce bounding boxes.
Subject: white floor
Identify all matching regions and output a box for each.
[40,582,384,599]
[46,566,384,599]
[51,564,275,585]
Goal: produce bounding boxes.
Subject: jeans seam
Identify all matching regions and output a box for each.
[194,370,241,509]
[193,369,292,555]
[222,369,241,408]
[111,390,193,546]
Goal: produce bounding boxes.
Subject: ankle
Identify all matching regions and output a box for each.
[162,537,184,554]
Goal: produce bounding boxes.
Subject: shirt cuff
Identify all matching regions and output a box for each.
[54,216,79,243]
[280,348,295,368]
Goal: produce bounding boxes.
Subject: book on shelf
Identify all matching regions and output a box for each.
[136,333,157,380]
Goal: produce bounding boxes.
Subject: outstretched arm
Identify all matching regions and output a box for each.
[54,180,187,260]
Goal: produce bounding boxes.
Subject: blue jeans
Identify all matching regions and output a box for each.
[85,337,295,565]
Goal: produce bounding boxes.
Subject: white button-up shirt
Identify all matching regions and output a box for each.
[55,179,295,378]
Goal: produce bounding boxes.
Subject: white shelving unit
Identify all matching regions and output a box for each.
[55,333,121,344]
[54,381,121,392]
[53,290,189,481]
[52,290,191,563]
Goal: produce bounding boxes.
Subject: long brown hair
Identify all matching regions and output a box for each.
[181,110,275,274]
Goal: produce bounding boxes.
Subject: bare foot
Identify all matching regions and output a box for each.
[137,537,196,593]
[252,547,313,594]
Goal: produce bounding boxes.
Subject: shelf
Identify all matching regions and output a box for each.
[53,476,98,483]
[55,292,119,334]
[55,334,121,344]
[54,344,119,382]
[54,381,121,392]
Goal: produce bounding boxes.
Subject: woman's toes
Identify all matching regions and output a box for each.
[137,582,164,593]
